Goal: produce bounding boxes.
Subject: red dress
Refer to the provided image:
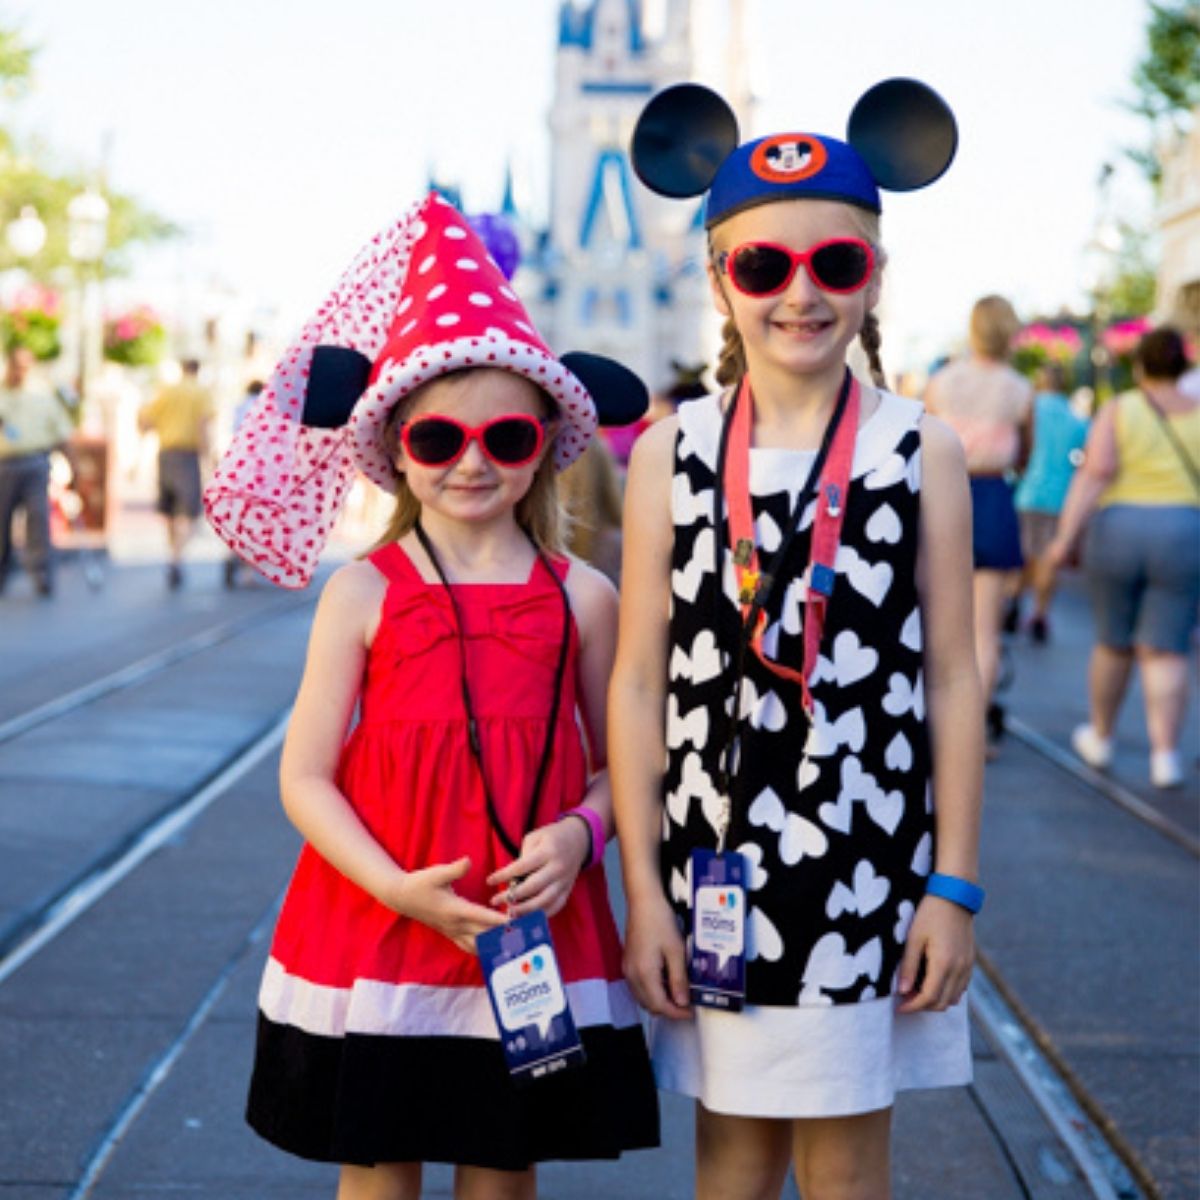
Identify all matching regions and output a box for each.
[247,542,658,1168]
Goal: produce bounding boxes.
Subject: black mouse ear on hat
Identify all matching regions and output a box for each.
[561,351,649,427]
[631,83,740,199]
[847,78,958,192]
[301,345,373,429]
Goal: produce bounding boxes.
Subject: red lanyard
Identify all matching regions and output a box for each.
[723,374,860,715]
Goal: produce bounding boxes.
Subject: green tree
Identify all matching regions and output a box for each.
[1098,222,1158,319]
[1127,1,1200,183]
[0,23,177,279]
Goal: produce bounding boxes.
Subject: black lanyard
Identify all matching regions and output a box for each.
[709,370,852,800]
[414,521,571,860]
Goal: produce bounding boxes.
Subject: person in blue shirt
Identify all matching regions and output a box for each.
[1012,365,1088,641]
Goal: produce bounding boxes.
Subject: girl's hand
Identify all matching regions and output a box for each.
[623,890,691,1019]
[486,817,591,919]
[392,857,507,954]
[896,895,976,1013]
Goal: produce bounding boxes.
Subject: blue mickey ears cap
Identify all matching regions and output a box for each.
[631,78,957,225]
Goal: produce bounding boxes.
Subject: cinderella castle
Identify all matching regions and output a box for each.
[515,0,751,396]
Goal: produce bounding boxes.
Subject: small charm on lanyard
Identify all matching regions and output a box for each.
[688,848,748,1011]
[824,483,842,517]
[737,567,761,606]
[477,911,586,1083]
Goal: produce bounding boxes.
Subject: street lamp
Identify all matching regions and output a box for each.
[67,189,109,265]
[6,205,46,260]
[2,204,46,313]
[67,187,109,408]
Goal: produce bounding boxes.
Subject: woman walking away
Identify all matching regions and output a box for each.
[1013,363,1088,642]
[924,295,1033,753]
[1046,326,1200,790]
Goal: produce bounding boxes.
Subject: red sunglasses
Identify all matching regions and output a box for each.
[400,413,549,468]
[717,238,876,297]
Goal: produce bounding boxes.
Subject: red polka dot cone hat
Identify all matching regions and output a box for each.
[204,191,647,588]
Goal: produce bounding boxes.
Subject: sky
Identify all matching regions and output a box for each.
[7,0,1155,374]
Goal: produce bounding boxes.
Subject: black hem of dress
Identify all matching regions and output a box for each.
[246,1014,661,1169]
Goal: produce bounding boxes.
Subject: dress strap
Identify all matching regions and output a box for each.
[544,552,572,584]
[366,541,423,586]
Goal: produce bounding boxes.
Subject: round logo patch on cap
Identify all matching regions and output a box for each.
[750,135,828,183]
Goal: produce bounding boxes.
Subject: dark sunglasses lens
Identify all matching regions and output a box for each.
[407,419,464,464]
[484,418,540,464]
[810,241,870,290]
[730,245,793,294]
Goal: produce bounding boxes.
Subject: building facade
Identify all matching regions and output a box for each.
[1155,109,1200,338]
[520,0,745,395]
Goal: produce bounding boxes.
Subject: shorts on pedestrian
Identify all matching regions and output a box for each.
[970,476,1023,571]
[1084,504,1200,655]
[157,449,202,519]
[1018,510,1059,564]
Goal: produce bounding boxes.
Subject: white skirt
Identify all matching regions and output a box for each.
[651,992,972,1118]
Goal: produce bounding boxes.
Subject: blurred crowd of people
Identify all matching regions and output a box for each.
[924,301,1198,788]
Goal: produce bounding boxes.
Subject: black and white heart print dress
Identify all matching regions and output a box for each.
[651,388,971,1118]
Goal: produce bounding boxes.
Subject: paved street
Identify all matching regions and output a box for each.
[0,540,1195,1199]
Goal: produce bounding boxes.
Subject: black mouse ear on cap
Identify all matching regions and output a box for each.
[302,345,372,428]
[847,78,958,192]
[561,351,649,428]
[631,83,740,199]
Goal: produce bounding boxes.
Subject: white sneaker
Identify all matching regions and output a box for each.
[1150,750,1184,790]
[1071,724,1113,770]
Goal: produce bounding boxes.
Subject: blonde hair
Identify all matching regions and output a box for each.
[969,295,1021,360]
[369,370,569,556]
[711,205,889,390]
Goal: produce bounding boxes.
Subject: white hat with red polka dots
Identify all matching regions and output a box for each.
[347,192,596,489]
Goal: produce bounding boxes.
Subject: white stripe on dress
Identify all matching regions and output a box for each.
[259,957,642,1039]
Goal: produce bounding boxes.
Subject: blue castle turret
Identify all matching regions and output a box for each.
[517,0,714,393]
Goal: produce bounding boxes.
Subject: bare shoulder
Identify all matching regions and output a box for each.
[315,559,387,642]
[564,555,618,625]
[918,412,967,471]
[624,414,679,528]
[627,413,680,477]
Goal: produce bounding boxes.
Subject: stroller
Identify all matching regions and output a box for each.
[48,441,106,590]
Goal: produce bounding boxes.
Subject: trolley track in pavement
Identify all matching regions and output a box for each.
[0,586,317,969]
[1006,715,1198,858]
[0,589,312,747]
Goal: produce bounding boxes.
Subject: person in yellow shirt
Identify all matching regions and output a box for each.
[1047,327,1200,789]
[0,346,75,597]
[139,358,214,589]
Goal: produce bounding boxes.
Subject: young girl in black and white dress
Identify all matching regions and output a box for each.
[610,82,985,1199]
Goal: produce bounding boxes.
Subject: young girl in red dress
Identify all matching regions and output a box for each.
[610,83,983,1199]
[206,193,658,1198]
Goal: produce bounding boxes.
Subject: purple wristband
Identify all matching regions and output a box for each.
[559,806,605,869]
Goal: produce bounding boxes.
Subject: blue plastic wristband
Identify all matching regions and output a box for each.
[925,873,984,914]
